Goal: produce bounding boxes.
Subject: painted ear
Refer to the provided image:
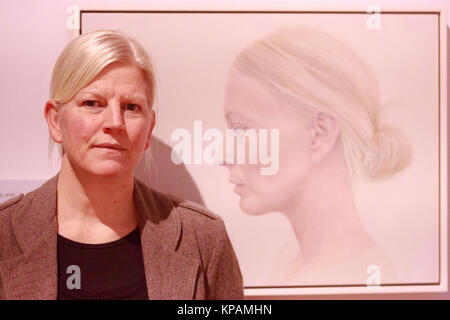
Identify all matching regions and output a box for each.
[144,110,156,150]
[44,100,63,143]
[308,112,339,163]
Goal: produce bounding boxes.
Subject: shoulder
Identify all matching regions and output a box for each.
[147,187,229,248]
[154,190,227,238]
[134,178,218,220]
[163,192,219,221]
[0,194,26,260]
[0,194,24,212]
[134,177,221,223]
[134,178,228,246]
[160,191,228,238]
[0,194,25,225]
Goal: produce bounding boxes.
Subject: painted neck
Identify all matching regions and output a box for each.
[283,145,374,265]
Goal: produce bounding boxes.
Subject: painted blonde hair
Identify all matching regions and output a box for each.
[48,29,156,158]
[231,26,411,180]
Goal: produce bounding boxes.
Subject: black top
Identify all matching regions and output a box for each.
[57,227,148,300]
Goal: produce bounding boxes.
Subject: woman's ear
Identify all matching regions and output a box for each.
[144,110,156,150]
[44,100,63,143]
[308,112,339,163]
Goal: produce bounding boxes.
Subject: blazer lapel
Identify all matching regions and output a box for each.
[134,179,200,300]
[0,176,58,300]
[0,223,57,300]
[140,226,199,300]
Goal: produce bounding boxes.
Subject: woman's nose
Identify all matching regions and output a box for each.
[103,103,125,134]
[218,152,236,168]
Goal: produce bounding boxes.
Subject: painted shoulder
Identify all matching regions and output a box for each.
[164,193,218,221]
[0,194,24,211]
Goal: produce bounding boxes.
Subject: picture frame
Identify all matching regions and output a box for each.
[70,3,448,296]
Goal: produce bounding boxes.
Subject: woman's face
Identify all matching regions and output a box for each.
[224,70,314,215]
[55,62,154,177]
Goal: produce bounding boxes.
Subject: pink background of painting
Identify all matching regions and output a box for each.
[0,0,448,299]
[83,11,440,288]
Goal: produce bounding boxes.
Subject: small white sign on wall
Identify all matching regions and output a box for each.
[0,180,45,203]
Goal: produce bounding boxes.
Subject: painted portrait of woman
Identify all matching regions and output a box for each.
[78,10,442,292]
[223,26,412,285]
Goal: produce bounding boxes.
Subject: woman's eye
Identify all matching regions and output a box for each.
[82,100,100,108]
[124,103,139,112]
[231,123,250,131]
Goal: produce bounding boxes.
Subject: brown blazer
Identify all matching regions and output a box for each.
[0,174,244,300]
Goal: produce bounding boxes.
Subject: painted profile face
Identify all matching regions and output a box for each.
[56,62,154,177]
[224,70,314,215]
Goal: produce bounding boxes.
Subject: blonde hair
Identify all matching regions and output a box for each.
[231,26,411,180]
[48,29,156,159]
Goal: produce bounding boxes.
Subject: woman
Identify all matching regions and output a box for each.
[224,26,411,285]
[0,30,243,299]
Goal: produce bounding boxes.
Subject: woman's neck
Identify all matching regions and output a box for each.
[284,146,375,267]
[56,155,139,243]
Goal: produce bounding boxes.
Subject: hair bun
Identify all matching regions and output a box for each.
[364,125,412,179]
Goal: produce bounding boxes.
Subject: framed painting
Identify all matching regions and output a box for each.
[68,3,448,295]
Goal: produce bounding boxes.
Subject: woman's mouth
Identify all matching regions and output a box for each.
[94,143,125,153]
